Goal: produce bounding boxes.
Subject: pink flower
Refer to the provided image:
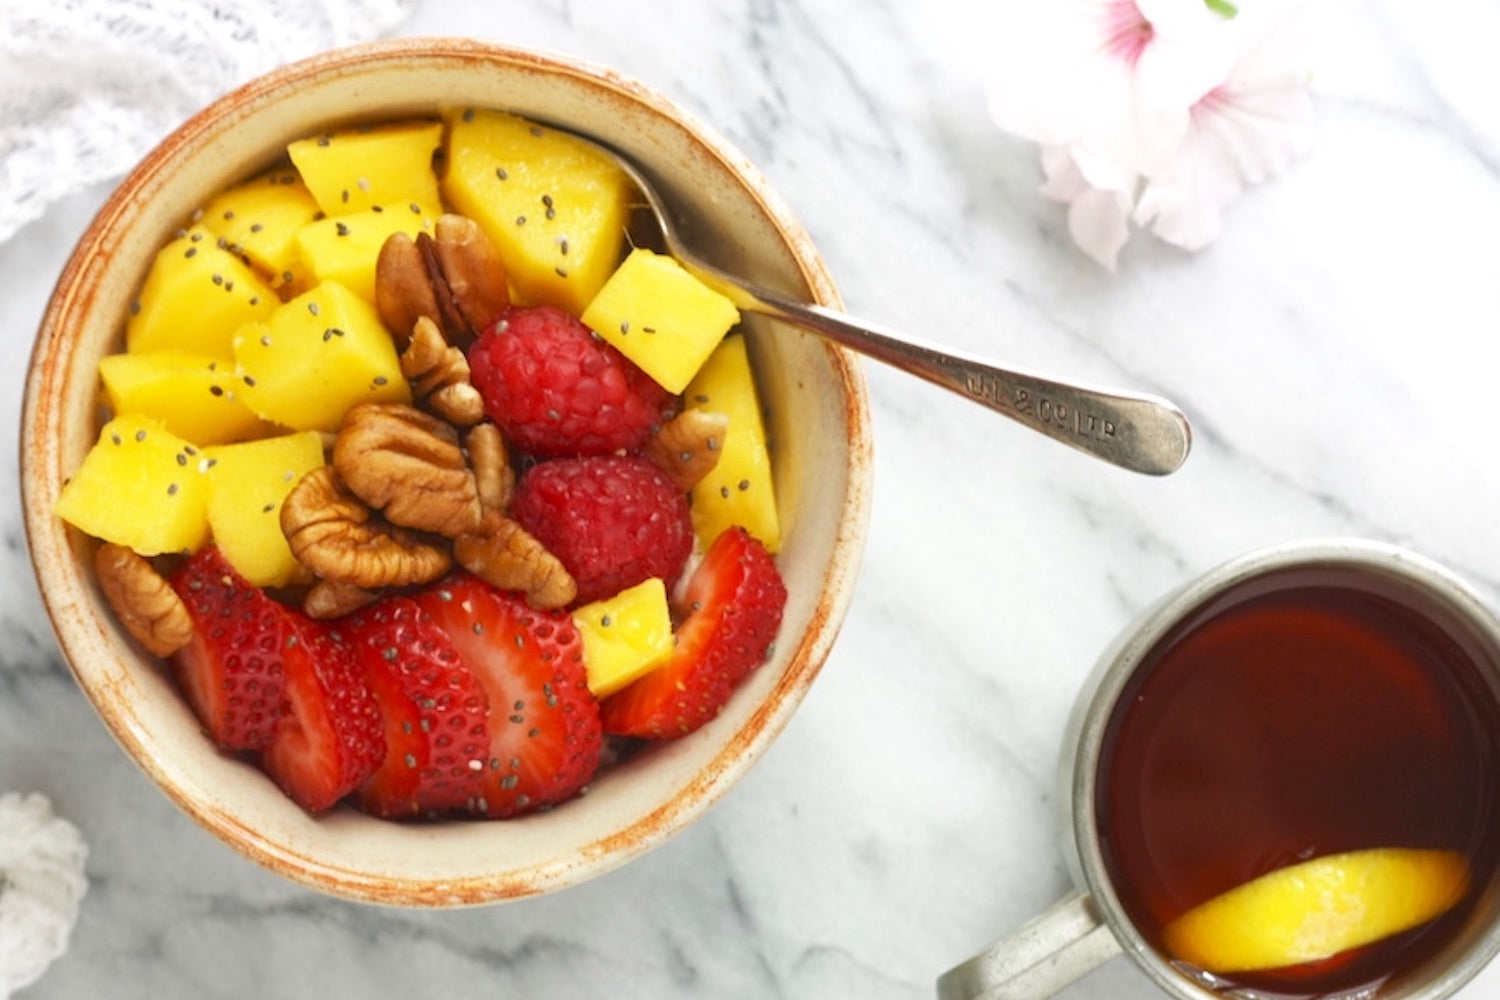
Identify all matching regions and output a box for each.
[986,0,1315,269]
[1133,9,1317,251]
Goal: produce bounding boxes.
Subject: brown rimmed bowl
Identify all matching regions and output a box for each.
[20,37,872,906]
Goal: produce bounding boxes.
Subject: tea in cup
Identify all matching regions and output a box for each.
[940,539,1500,1000]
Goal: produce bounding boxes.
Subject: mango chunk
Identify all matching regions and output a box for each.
[685,335,780,552]
[574,577,675,698]
[287,120,444,218]
[582,248,741,394]
[234,280,411,432]
[441,108,632,313]
[56,415,210,556]
[198,164,321,292]
[293,206,433,305]
[125,225,278,359]
[203,432,326,587]
[98,350,267,446]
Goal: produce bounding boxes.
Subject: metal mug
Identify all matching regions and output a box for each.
[939,538,1500,1000]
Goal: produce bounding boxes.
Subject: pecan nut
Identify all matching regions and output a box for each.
[454,510,577,610]
[375,214,508,348]
[402,316,485,426]
[466,421,515,513]
[373,232,438,349]
[281,465,452,589]
[94,542,194,656]
[302,578,379,620]
[644,409,731,492]
[332,402,482,538]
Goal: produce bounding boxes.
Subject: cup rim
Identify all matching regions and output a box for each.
[1063,537,1500,999]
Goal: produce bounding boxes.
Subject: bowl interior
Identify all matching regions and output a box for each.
[21,38,871,905]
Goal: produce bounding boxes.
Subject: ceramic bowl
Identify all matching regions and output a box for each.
[20,37,872,905]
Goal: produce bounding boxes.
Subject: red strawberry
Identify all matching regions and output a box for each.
[338,595,491,819]
[414,573,602,817]
[600,527,787,739]
[467,305,675,457]
[258,615,385,814]
[168,546,291,750]
[510,454,693,605]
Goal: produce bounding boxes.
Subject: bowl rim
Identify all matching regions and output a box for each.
[20,36,874,905]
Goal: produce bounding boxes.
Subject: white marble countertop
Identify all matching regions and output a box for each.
[4,1,1500,998]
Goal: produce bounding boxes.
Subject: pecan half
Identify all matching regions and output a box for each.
[302,578,379,620]
[644,409,731,492]
[373,232,439,349]
[375,214,508,348]
[465,421,515,513]
[454,510,577,610]
[402,316,485,426]
[333,402,482,538]
[95,543,194,656]
[281,465,452,589]
[431,214,510,339]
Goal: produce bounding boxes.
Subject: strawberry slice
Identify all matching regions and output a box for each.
[415,573,602,818]
[600,527,787,739]
[168,546,292,750]
[338,595,490,819]
[258,610,385,813]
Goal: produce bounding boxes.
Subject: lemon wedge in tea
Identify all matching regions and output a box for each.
[1161,847,1470,974]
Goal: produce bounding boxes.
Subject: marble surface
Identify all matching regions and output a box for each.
[4,1,1500,997]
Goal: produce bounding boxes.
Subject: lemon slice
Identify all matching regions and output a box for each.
[1161,847,1470,974]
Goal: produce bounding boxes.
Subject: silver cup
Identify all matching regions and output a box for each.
[939,538,1500,1000]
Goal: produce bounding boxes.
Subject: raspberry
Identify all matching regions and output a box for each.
[511,454,694,605]
[467,305,675,457]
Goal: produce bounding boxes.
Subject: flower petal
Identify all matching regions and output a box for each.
[1134,11,1317,251]
[1039,144,1090,202]
[1068,183,1136,271]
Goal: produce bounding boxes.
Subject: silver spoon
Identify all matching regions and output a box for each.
[567,129,1193,476]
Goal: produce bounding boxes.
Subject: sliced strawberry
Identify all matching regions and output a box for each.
[259,614,385,813]
[338,595,490,819]
[168,546,291,750]
[414,573,602,817]
[600,527,787,739]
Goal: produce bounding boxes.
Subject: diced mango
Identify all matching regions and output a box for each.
[441,108,632,314]
[582,248,741,394]
[287,120,444,218]
[198,164,321,291]
[203,432,326,587]
[235,280,411,432]
[293,206,433,305]
[685,334,780,552]
[55,415,210,556]
[573,577,675,698]
[125,225,279,359]
[98,350,267,446]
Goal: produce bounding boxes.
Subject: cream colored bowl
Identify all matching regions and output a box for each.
[21,38,871,905]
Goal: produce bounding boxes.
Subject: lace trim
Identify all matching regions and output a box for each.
[0,0,418,243]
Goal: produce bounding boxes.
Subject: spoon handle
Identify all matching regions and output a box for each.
[734,285,1193,476]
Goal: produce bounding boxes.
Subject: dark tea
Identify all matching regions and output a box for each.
[1096,568,1500,998]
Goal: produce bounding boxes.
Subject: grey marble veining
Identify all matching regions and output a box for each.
[4,0,1500,998]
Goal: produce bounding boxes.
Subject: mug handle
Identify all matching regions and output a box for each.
[937,893,1121,1000]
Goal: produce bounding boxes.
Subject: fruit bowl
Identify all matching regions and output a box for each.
[20,37,872,905]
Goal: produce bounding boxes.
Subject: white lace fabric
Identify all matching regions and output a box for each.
[0,793,88,1000]
[0,0,420,244]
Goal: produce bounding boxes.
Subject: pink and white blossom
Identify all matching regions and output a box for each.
[986,0,1315,269]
